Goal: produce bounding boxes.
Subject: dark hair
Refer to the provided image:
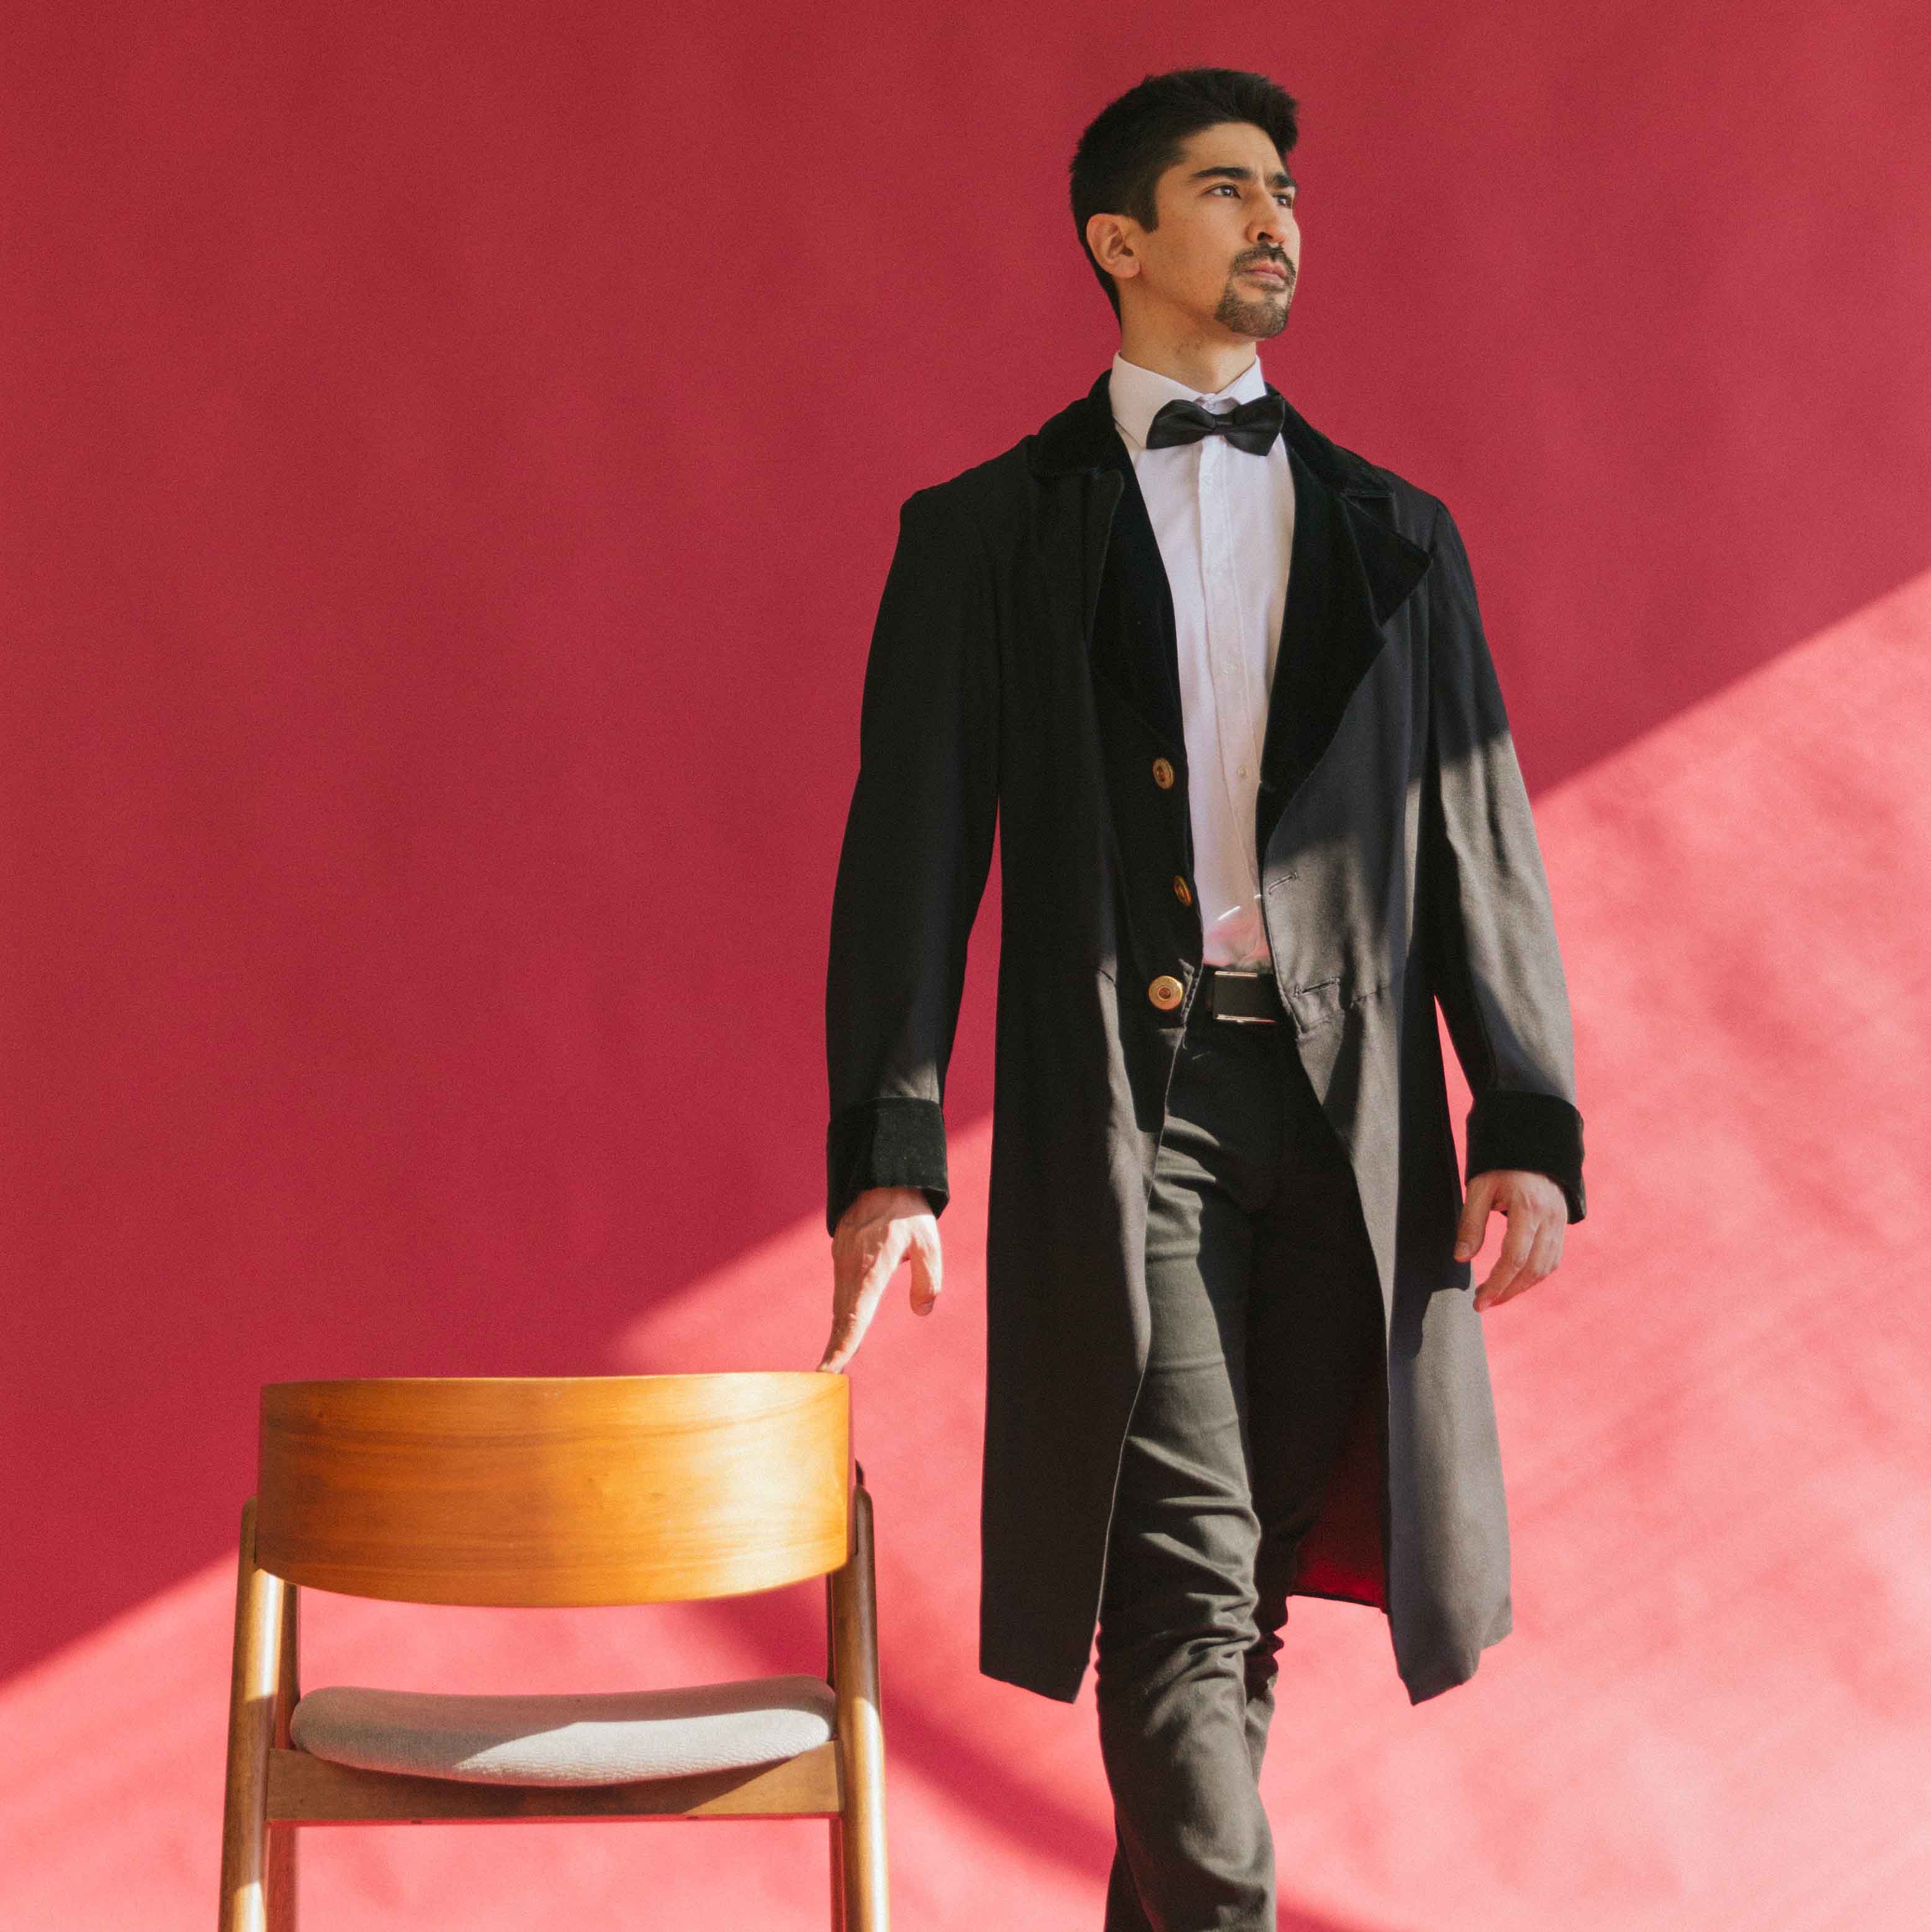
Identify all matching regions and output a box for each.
[1069,68,1299,320]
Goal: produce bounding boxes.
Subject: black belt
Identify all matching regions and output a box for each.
[1199,964,1287,1025]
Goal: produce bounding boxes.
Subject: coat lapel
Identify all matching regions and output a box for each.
[1258,385,1433,841]
[1087,438,1186,755]
[1026,367,1435,810]
[1030,371,1184,757]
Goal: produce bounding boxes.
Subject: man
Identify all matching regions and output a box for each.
[819,66,1586,1932]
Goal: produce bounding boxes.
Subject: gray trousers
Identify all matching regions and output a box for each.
[1095,993,1384,1931]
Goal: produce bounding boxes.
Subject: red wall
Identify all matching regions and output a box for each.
[5,1,1929,1678]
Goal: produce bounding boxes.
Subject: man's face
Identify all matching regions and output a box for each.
[1108,121,1299,341]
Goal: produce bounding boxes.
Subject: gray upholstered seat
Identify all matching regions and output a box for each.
[288,1673,838,1787]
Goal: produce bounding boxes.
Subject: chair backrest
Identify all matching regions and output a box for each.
[254,1373,849,1606]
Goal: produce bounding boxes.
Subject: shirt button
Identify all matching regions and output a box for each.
[1172,875,1192,907]
[1151,757,1175,789]
[1147,974,1184,1012]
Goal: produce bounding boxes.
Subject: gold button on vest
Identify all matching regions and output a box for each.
[1172,875,1192,907]
[1147,974,1184,1011]
[1151,757,1175,789]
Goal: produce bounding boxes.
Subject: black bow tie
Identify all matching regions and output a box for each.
[1143,391,1286,456]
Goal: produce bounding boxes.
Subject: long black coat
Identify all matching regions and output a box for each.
[824,367,1586,1705]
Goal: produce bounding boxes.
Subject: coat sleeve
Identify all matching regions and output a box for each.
[823,483,1000,1236]
[1420,498,1587,1223]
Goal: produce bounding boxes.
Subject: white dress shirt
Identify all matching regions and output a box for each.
[1107,349,1295,969]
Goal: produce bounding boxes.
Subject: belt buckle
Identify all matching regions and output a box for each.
[1209,967,1277,1025]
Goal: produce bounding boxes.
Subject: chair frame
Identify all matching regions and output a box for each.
[217,1377,887,1931]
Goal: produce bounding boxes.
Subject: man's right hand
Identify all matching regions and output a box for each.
[819,1185,942,1372]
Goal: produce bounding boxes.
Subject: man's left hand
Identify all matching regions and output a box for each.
[1455,1169,1567,1312]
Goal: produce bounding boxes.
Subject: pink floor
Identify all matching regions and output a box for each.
[4,572,1928,1926]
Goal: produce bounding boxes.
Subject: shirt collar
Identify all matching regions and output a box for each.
[1107,349,1269,453]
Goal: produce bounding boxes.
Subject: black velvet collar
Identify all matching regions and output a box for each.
[1028,366,1431,627]
[1036,366,1433,824]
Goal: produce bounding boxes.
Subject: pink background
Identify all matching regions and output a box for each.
[4,4,1929,1926]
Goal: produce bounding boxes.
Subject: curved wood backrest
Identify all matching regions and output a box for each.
[254,1373,850,1606]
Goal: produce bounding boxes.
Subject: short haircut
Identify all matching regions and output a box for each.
[1069,68,1300,320]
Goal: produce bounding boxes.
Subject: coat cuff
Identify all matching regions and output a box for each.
[1465,1090,1587,1223]
[826,1097,950,1234]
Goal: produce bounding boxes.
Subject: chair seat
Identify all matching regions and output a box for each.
[288,1673,838,1787]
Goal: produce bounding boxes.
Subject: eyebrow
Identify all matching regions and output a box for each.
[1187,164,1297,192]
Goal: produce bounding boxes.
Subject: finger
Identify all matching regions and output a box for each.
[1474,1202,1537,1310]
[1528,1218,1564,1285]
[819,1292,877,1373]
[857,1218,911,1303]
[1501,1218,1562,1302]
[1454,1174,1495,1262]
[1500,1205,1558,1301]
[909,1220,943,1314]
[1487,1251,1547,1310]
[1483,1227,1556,1311]
[821,1222,909,1369]
[819,1302,866,1372]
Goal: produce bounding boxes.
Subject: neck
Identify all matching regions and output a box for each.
[1115,313,1261,397]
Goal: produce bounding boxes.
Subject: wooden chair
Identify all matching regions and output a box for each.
[217,1373,886,1930]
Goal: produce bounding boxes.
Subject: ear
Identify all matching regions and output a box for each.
[1085,210,1140,282]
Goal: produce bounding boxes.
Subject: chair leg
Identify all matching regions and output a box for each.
[827,1817,847,1931]
[264,1823,297,1932]
[830,1475,888,1931]
[218,1499,288,1932]
[826,1573,847,1930]
[266,1577,300,1929]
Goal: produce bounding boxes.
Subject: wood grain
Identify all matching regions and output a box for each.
[255,1373,849,1606]
[218,1499,287,1932]
[830,1478,888,1929]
